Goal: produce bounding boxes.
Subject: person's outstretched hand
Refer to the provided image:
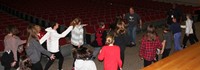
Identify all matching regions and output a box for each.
[82,24,88,27]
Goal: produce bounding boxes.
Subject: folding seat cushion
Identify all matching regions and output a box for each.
[57,18,64,24]
[85,25,95,34]
[59,38,68,46]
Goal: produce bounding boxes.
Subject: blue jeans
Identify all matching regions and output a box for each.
[128,26,137,43]
[174,32,182,51]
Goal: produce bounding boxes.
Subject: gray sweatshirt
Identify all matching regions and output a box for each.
[26,38,51,64]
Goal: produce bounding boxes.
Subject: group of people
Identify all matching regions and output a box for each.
[2,17,85,70]
[1,6,199,70]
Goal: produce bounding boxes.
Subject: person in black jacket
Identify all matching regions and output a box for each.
[114,19,130,69]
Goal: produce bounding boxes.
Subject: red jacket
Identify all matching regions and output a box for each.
[95,28,106,46]
[98,45,122,70]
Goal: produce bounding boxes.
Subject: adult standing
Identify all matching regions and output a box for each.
[124,7,142,46]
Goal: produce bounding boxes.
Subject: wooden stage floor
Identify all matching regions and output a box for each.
[143,42,200,70]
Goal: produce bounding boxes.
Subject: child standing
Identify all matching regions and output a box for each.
[70,18,87,69]
[182,14,196,48]
[98,35,122,70]
[40,22,73,70]
[73,47,97,70]
[170,17,182,51]
[26,25,55,70]
[114,19,130,67]
[139,25,162,67]
[161,26,173,59]
[91,22,107,60]
[70,18,87,49]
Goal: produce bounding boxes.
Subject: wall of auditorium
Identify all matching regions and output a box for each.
[153,0,200,6]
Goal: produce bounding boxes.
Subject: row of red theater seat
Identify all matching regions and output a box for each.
[0,0,166,22]
[0,0,195,35]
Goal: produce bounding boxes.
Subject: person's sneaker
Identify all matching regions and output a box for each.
[131,43,136,46]
[181,45,187,48]
[184,46,187,48]
[127,42,136,47]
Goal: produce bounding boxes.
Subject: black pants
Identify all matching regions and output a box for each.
[14,52,20,69]
[119,45,125,66]
[118,50,125,70]
[182,34,195,48]
[118,45,125,70]
[44,51,64,70]
[144,59,153,67]
[193,29,199,42]
[162,49,171,59]
[32,61,43,70]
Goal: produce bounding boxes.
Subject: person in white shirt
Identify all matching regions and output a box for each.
[73,47,97,70]
[40,22,73,70]
[70,18,87,69]
[181,14,196,48]
[70,18,87,48]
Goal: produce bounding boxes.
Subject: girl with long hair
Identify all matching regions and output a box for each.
[139,25,163,67]
[114,19,130,68]
[70,18,87,69]
[70,18,87,48]
[25,25,54,70]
